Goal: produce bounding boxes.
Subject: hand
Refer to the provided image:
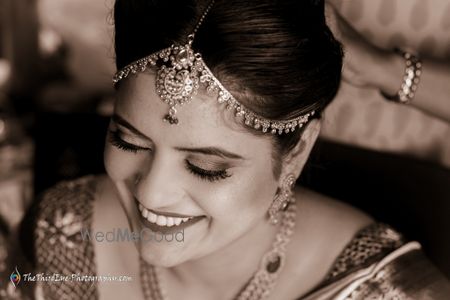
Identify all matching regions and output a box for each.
[327,6,403,92]
[326,2,450,123]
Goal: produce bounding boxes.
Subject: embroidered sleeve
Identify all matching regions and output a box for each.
[307,223,450,299]
[34,176,98,300]
[324,223,405,282]
[344,249,450,299]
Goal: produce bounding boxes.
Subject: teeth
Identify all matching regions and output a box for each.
[155,215,165,226]
[137,203,194,227]
[149,212,157,223]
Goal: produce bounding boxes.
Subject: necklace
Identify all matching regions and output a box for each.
[140,202,296,300]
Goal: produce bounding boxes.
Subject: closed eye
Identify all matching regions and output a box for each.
[108,129,151,153]
[185,160,231,182]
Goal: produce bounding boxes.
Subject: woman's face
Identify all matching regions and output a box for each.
[104,72,281,267]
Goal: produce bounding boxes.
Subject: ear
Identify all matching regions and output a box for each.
[278,119,321,184]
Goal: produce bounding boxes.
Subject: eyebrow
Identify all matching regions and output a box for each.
[175,147,245,160]
[112,114,152,141]
[112,114,245,160]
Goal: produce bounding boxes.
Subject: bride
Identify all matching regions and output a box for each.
[30,0,449,299]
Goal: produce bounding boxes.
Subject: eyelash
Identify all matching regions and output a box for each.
[108,130,150,153]
[185,160,231,182]
[109,129,231,182]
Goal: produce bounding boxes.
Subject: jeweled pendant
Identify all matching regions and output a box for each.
[176,48,190,64]
[154,43,202,126]
[266,255,281,273]
[163,107,179,124]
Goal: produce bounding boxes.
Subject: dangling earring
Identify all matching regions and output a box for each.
[268,174,296,225]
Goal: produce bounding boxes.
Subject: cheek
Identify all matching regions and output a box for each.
[201,167,277,223]
[238,174,276,218]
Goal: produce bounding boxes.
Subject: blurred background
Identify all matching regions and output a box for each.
[0,0,448,280]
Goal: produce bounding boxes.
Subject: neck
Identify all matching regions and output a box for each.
[162,217,279,299]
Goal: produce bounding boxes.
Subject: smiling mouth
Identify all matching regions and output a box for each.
[135,199,205,233]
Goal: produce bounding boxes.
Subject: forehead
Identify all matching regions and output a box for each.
[115,72,273,156]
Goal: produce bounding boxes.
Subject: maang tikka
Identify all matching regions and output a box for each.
[112,0,315,134]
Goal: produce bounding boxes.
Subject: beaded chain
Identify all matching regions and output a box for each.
[140,202,297,300]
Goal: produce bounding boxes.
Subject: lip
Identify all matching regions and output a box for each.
[134,197,197,218]
[139,213,205,234]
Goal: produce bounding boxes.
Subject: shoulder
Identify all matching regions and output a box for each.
[280,187,374,297]
[291,187,374,258]
[37,175,97,217]
[295,186,373,225]
[34,175,99,299]
[290,188,450,298]
[35,174,98,254]
[35,175,97,249]
[301,242,450,299]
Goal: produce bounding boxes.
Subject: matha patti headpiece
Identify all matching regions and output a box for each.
[112,0,315,135]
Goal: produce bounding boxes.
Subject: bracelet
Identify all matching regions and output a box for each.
[380,49,422,104]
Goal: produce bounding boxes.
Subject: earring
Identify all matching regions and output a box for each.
[268,174,296,225]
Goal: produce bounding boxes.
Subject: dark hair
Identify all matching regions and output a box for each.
[114,0,343,175]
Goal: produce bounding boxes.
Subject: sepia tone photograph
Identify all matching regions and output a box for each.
[0,0,449,299]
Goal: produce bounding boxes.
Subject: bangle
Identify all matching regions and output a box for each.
[380,49,422,104]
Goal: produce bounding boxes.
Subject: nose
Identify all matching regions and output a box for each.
[134,151,185,210]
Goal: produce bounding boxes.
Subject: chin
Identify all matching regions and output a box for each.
[139,238,192,267]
